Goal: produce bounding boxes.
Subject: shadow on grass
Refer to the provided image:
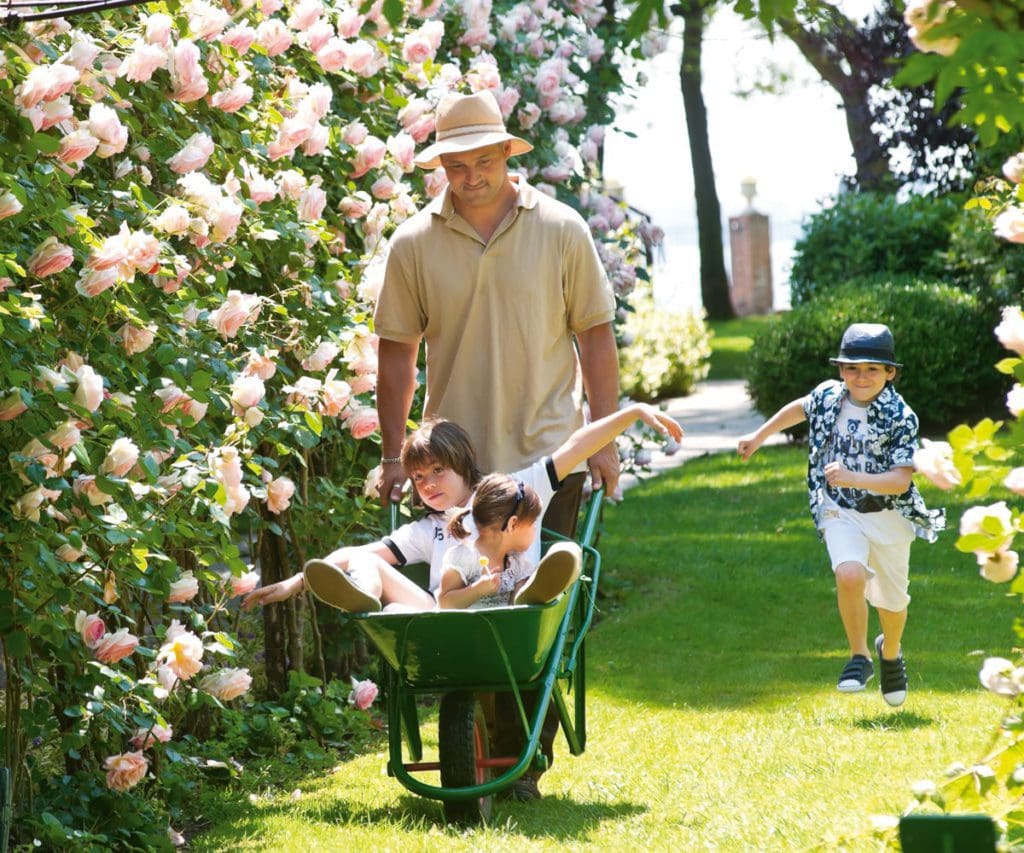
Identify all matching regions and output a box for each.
[591,447,1017,712]
[850,710,935,731]
[207,789,646,842]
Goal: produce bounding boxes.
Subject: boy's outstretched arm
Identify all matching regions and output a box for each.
[737,398,807,461]
[550,403,684,483]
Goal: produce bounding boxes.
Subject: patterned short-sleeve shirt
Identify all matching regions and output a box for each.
[802,380,944,541]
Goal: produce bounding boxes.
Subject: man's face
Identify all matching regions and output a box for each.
[439,142,511,210]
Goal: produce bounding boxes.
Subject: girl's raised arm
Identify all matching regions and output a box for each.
[550,403,683,483]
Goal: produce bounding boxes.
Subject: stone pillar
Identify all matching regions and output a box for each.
[728,179,773,316]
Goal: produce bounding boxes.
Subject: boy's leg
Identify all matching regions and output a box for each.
[876,607,907,659]
[834,561,870,657]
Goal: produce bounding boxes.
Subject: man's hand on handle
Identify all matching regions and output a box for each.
[377,461,407,507]
[587,442,620,497]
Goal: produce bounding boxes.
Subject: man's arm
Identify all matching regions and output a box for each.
[376,337,420,504]
[575,321,620,494]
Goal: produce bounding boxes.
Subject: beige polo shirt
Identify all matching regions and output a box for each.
[374,177,615,473]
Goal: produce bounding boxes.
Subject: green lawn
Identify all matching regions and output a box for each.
[708,315,774,381]
[191,447,1013,851]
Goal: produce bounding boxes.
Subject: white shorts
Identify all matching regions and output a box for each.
[821,507,915,612]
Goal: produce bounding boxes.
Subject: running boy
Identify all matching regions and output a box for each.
[243,403,682,613]
[737,323,944,706]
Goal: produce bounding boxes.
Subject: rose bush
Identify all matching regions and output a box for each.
[0,0,665,845]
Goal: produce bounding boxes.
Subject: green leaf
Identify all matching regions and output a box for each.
[6,630,29,657]
[996,358,1021,375]
[30,132,60,154]
[304,410,323,437]
[191,369,213,392]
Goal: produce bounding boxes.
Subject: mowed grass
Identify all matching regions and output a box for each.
[707,315,773,381]
[191,447,1014,851]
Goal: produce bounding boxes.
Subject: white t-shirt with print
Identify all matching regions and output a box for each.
[443,543,534,609]
[381,455,562,594]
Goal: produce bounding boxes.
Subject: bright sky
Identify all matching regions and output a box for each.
[603,2,878,309]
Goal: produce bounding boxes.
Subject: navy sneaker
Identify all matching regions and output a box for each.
[837,654,874,692]
[875,634,908,707]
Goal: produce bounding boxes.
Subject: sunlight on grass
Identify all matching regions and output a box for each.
[192,445,1017,851]
[708,315,774,381]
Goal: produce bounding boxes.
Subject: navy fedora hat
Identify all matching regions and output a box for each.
[829,323,902,368]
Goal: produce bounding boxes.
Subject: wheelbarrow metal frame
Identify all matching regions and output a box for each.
[346,489,603,804]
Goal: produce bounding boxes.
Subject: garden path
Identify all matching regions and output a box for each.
[619,378,786,493]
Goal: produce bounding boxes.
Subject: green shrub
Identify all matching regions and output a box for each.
[619,290,711,401]
[746,278,1006,434]
[939,206,1024,307]
[789,193,962,305]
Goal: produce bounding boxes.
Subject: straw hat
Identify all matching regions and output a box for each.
[414,91,533,170]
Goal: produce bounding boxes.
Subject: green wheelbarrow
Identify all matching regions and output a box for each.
[345,488,604,824]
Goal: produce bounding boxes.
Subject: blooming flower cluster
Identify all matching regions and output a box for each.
[0,0,662,833]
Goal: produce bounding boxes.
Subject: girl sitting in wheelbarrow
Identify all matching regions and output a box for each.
[242,402,682,614]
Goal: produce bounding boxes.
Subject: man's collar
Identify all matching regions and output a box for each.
[430,173,539,221]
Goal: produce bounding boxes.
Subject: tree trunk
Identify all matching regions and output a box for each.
[679,0,734,320]
[778,16,890,190]
[258,523,291,697]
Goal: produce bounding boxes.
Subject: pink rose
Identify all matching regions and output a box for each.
[244,349,278,380]
[200,667,252,701]
[0,192,23,221]
[0,392,27,421]
[211,81,253,113]
[169,132,215,174]
[342,121,368,146]
[158,620,204,680]
[170,40,208,102]
[209,290,261,338]
[350,137,387,179]
[74,365,104,412]
[88,103,128,158]
[73,475,113,506]
[995,207,1024,244]
[1005,467,1024,495]
[995,306,1024,356]
[370,176,396,200]
[75,266,118,298]
[76,610,107,648]
[47,419,81,450]
[94,628,140,663]
[120,40,167,82]
[979,549,1019,584]
[1009,384,1024,417]
[187,0,229,40]
[315,38,347,72]
[117,323,156,355]
[423,168,448,199]
[320,372,352,416]
[144,12,173,45]
[342,39,375,74]
[130,724,173,749]
[266,476,295,514]
[16,63,80,110]
[28,236,74,277]
[302,341,340,372]
[305,19,333,52]
[348,677,378,710]
[168,571,199,603]
[912,439,960,491]
[340,192,373,219]
[231,374,265,414]
[402,30,437,64]
[302,123,329,156]
[229,570,260,597]
[288,0,323,30]
[221,24,256,53]
[337,6,365,36]
[345,407,379,440]
[104,751,149,792]
[297,185,327,222]
[101,437,140,478]
[256,19,292,55]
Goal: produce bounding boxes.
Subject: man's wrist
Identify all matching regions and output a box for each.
[381,456,402,465]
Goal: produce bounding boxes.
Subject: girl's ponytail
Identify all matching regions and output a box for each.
[448,507,473,540]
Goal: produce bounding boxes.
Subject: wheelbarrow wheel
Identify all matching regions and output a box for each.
[438,691,493,825]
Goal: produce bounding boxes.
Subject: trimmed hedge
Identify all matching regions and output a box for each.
[789,193,961,305]
[746,278,1006,434]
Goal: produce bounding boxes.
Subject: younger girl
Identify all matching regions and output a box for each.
[438,475,582,609]
[243,402,683,613]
